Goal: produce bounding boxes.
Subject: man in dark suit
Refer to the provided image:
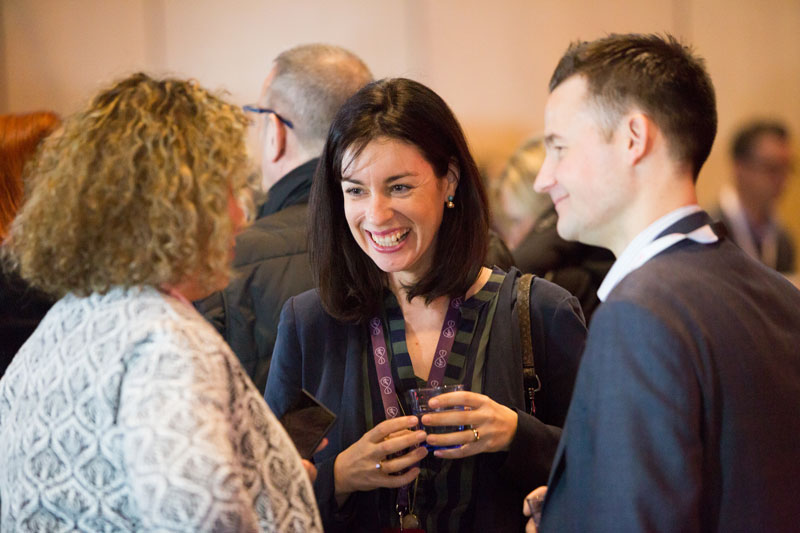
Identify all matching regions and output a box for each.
[528,34,800,532]
[713,120,795,273]
[195,44,372,392]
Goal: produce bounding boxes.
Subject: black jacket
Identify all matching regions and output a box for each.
[512,206,614,322]
[195,158,317,393]
[0,269,54,378]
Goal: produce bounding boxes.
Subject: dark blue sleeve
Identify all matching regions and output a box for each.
[541,301,704,532]
[264,296,303,418]
[263,294,362,531]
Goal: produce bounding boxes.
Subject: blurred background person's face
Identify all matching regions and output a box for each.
[735,133,794,217]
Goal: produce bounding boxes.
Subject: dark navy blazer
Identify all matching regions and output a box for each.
[542,212,800,532]
[266,269,586,532]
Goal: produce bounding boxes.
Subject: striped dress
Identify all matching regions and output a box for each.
[364,269,506,532]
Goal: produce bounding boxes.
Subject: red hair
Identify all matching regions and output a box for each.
[0,111,61,239]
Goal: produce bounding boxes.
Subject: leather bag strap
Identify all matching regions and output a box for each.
[515,273,541,414]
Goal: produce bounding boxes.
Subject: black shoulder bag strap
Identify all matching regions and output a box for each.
[515,273,541,415]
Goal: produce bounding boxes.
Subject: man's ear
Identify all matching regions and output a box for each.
[446,159,460,196]
[265,113,287,163]
[623,112,653,166]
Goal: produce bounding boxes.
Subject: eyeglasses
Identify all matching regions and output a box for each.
[242,105,294,129]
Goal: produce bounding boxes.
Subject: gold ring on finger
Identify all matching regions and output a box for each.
[472,428,480,442]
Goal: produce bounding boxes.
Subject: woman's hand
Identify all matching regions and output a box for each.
[422,391,518,458]
[301,438,329,485]
[333,416,428,501]
[523,486,547,533]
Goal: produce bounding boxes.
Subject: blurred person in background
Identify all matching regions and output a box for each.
[0,111,61,377]
[490,137,614,321]
[266,78,586,532]
[714,119,795,273]
[0,73,321,532]
[489,137,553,250]
[196,44,373,393]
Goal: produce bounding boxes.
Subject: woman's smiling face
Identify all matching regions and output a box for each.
[341,136,457,285]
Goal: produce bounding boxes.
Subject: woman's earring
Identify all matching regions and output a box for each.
[445,195,455,209]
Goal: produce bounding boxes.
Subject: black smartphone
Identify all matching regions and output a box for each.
[278,389,337,459]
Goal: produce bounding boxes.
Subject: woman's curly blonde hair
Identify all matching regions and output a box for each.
[4,72,254,297]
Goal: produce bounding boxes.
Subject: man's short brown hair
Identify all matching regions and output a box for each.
[550,33,717,181]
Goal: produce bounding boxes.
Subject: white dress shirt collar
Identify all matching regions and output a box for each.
[597,205,718,301]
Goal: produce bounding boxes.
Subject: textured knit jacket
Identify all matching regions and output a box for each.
[0,286,321,532]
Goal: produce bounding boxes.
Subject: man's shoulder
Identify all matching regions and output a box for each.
[607,238,800,320]
[607,243,716,303]
[254,202,308,230]
[233,204,309,267]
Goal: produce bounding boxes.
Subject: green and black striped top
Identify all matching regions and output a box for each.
[362,268,506,532]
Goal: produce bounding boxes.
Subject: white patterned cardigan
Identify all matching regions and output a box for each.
[0,286,321,532]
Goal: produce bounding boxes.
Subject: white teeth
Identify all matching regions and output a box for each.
[370,230,409,247]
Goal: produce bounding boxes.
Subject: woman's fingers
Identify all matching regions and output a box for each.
[379,466,422,488]
[423,394,519,455]
[301,459,318,484]
[430,442,477,459]
[522,486,548,516]
[427,391,485,410]
[313,437,329,455]
[377,429,428,457]
[379,444,428,475]
[523,486,547,533]
[368,416,420,443]
[421,409,475,427]
[424,427,476,449]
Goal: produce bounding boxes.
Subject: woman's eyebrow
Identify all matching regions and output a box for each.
[341,172,417,184]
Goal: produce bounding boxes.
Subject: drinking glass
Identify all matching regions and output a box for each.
[405,384,465,450]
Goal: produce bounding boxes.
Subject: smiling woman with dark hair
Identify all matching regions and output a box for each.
[266,78,587,532]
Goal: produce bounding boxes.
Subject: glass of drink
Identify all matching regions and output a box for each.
[405,384,466,451]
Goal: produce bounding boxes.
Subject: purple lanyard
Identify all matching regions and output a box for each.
[368,296,463,421]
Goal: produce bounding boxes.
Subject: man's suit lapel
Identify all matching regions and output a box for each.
[545,427,567,494]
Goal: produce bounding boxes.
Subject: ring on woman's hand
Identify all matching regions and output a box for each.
[472,428,480,442]
[375,461,383,470]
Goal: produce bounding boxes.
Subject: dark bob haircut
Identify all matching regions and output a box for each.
[550,33,717,182]
[309,78,489,323]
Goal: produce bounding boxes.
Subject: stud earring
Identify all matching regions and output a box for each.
[445,195,455,209]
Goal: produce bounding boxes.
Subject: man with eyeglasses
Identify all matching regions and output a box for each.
[196,44,373,393]
[714,120,795,273]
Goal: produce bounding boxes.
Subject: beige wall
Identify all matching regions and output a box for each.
[3,0,799,246]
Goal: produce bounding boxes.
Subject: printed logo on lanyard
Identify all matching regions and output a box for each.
[368,296,463,421]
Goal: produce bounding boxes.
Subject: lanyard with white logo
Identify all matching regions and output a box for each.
[367,296,463,420]
[367,295,463,532]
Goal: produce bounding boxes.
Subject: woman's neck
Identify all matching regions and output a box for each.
[388,266,492,308]
[390,266,492,380]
